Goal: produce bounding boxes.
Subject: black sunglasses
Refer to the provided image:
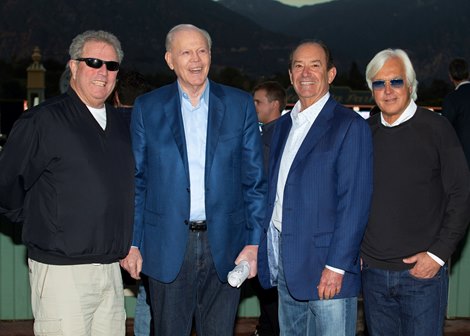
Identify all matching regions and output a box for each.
[371,78,405,90]
[75,58,120,71]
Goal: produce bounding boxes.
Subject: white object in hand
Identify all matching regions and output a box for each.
[227,260,250,288]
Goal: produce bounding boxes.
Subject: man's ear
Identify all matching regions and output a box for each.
[165,52,174,70]
[114,91,121,107]
[69,60,78,80]
[328,66,337,84]
[273,100,281,113]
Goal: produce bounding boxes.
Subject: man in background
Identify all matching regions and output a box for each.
[114,70,152,125]
[253,81,287,169]
[442,58,470,169]
[114,69,153,336]
[0,30,134,336]
[251,81,286,336]
[361,48,470,336]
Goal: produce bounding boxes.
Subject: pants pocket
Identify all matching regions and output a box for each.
[28,259,51,299]
[34,319,62,335]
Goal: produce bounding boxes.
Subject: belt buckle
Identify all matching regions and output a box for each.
[189,220,207,231]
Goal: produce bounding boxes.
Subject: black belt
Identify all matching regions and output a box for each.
[189,220,207,231]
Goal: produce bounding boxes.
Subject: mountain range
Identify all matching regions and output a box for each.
[219,0,470,82]
[1,0,469,82]
[0,0,293,77]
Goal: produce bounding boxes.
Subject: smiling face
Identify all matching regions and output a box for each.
[289,42,336,110]
[372,57,412,124]
[69,40,119,108]
[164,28,211,95]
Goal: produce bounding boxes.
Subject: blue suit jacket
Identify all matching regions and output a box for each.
[131,80,266,282]
[258,97,373,301]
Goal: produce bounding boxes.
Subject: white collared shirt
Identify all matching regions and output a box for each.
[271,92,330,232]
[271,92,344,275]
[179,81,210,221]
[380,100,417,127]
[456,80,470,90]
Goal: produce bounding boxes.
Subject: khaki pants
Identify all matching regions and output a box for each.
[28,259,126,336]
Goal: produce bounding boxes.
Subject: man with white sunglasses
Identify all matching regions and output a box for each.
[361,48,470,336]
[0,30,134,336]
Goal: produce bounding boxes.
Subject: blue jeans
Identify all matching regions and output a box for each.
[362,264,448,336]
[148,230,240,336]
[277,244,357,336]
[134,275,152,336]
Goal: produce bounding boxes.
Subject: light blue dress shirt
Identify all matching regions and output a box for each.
[179,81,210,221]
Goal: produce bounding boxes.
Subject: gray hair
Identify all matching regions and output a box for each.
[365,48,418,101]
[165,24,212,52]
[69,30,124,63]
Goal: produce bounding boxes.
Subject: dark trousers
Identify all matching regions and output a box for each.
[148,230,241,336]
[250,277,280,336]
[362,264,448,336]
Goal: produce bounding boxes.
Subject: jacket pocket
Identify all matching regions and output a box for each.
[313,232,333,247]
[229,209,248,228]
[143,208,161,227]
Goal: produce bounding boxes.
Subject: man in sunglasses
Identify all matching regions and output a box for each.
[361,49,470,336]
[120,24,266,336]
[0,30,134,336]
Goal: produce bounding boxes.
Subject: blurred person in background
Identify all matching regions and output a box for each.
[442,58,470,169]
[114,69,153,336]
[251,80,286,336]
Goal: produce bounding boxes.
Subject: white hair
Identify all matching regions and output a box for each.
[365,48,418,101]
[165,24,212,52]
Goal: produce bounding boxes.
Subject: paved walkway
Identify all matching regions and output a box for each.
[1,318,470,335]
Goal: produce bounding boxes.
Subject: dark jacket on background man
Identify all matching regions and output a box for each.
[442,82,470,168]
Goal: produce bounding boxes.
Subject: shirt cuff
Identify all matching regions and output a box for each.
[427,252,445,266]
[325,265,345,275]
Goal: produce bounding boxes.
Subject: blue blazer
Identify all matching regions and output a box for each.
[258,97,373,301]
[130,80,266,283]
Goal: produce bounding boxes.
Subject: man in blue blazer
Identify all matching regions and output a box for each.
[120,24,266,336]
[257,40,373,335]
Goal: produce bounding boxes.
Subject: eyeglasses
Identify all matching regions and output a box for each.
[371,78,405,90]
[75,58,120,71]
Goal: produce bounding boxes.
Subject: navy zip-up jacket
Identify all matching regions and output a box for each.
[0,88,135,265]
